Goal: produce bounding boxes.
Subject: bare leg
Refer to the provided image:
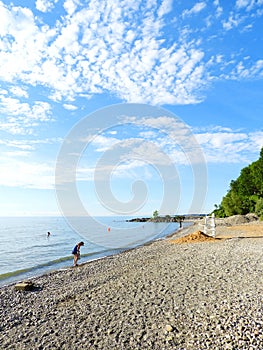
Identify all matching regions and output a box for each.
[73,254,78,266]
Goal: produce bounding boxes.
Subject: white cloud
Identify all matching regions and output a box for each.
[0,1,209,105]
[235,0,263,16]
[222,13,242,30]
[158,0,173,17]
[139,131,157,139]
[214,1,223,18]
[63,0,80,16]
[182,2,207,18]
[227,59,263,79]
[9,86,28,98]
[35,0,58,13]
[195,128,263,163]
[92,117,263,166]
[63,103,78,110]
[193,125,236,133]
[76,166,94,181]
[248,131,263,149]
[0,139,34,150]
[58,116,263,191]
[0,96,53,134]
[196,132,248,148]
[0,0,262,108]
[90,115,205,168]
[235,0,255,11]
[77,158,151,182]
[116,139,173,166]
[0,155,54,188]
[91,134,120,152]
[0,3,56,85]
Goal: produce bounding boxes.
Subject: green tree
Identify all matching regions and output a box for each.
[255,198,263,220]
[152,210,159,219]
[165,215,171,221]
[213,204,226,218]
[214,147,263,217]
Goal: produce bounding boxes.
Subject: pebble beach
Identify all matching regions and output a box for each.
[0,219,262,349]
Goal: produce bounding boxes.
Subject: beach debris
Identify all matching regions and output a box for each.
[15,281,35,291]
[165,324,174,332]
[169,231,219,244]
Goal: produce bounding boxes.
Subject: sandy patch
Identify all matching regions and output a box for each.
[169,230,221,244]
[227,224,263,233]
[215,224,263,238]
[170,222,263,243]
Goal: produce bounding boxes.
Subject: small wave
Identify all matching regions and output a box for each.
[0,256,70,281]
[0,268,33,280]
[0,223,185,287]
[0,248,117,284]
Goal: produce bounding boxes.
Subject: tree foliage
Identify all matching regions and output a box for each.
[152,210,159,219]
[213,148,263,218]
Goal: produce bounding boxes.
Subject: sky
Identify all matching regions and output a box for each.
[0,0,262,217]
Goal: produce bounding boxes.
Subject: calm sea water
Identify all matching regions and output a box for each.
[0,216,183,287]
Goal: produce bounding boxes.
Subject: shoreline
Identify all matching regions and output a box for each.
[0,222,190,289]
[0,221,262,349]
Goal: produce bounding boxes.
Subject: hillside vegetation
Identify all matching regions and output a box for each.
[213,148,263,219]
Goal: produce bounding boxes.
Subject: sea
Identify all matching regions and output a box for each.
[0,216,187,287]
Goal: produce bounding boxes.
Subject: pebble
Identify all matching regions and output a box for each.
[0,226,262,349]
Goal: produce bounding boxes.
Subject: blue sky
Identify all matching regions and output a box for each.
[0,0,262,217]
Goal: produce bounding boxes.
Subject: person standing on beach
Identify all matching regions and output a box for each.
[72,241,84,267]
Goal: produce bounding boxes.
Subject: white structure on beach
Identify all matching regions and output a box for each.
[204,213,216,237]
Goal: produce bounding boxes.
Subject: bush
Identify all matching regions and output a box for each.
[255,198,263,220]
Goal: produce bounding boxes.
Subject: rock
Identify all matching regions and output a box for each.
[14,281,34,291]
[165,324,173,332]
[1,226,263,349]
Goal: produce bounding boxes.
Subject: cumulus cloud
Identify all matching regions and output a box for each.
[0,0,262,114]
[9,86,29,98]
[222,13,242,30]
[0,0,212,107]
[35,0,58,13]
[63,0,81,15]
[0,96,53,134]
[226,59,263,79]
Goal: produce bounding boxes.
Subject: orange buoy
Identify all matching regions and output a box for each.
[107,227,111,232]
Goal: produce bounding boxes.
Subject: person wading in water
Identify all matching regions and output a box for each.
[72,241,84,267]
